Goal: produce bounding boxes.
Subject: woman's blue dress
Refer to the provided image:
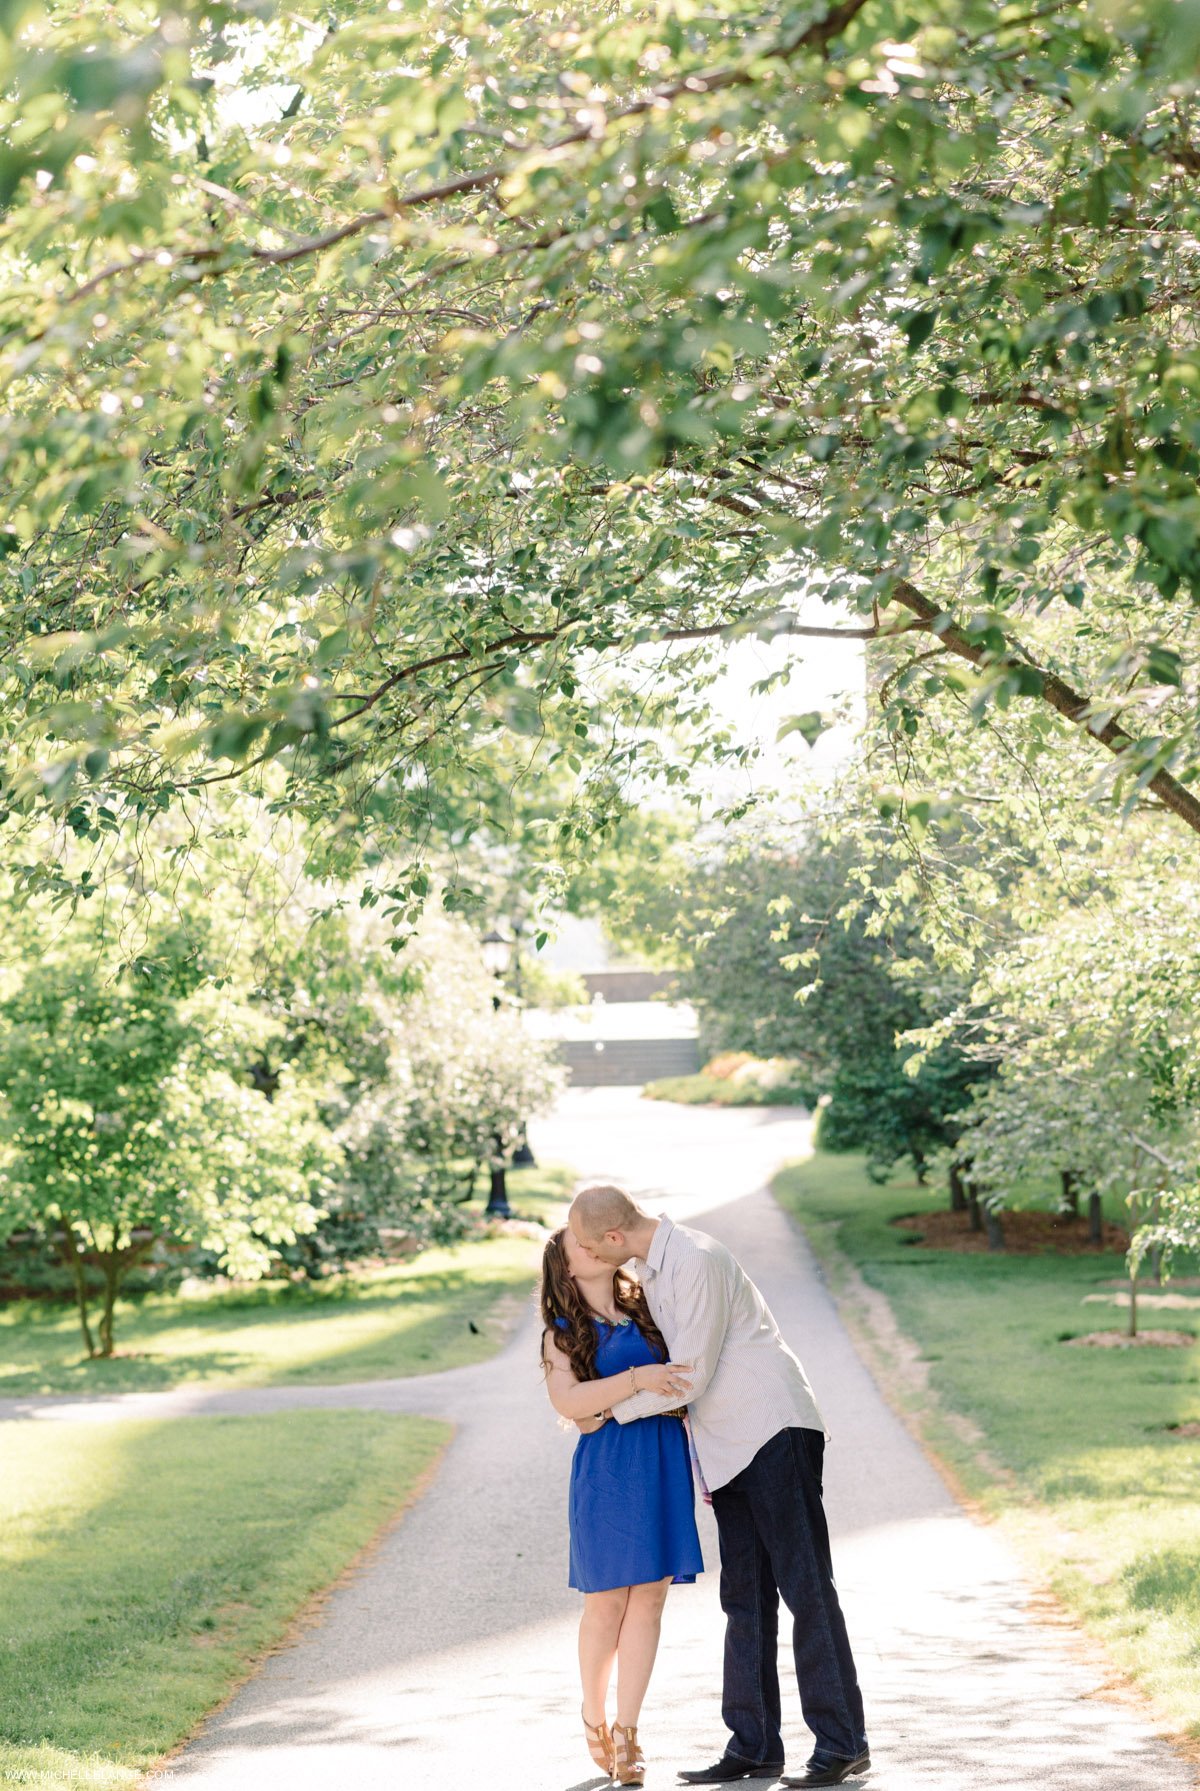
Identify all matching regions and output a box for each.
[563,1316,704,1593]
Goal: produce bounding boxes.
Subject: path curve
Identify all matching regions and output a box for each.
[10,1093,1195,1791]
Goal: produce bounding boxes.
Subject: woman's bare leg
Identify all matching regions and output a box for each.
[580,1587,629,1724]
[614,1577,673,1728]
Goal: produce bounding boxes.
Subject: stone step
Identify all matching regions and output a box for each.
[581,969,679,1003]
[555,1036,700,1087]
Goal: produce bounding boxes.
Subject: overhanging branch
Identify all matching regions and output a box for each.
[889,578,1200,839]
[172,604,908,791]
[48,0,871,315]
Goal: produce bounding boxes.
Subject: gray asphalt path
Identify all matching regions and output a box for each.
[8,1093,1195,1790]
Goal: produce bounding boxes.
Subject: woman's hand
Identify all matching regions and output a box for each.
[635,1361,693,1399]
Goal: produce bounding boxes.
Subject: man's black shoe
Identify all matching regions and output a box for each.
[678,1757,785,1784]
[780,1752,870,1788]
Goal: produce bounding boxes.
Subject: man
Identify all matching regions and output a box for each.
[569,1183,869,1789]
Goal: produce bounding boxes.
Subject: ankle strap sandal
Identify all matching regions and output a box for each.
[583,1710,615,1776]
[613,1722,645,1786]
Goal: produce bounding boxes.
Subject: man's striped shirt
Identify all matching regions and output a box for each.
[613,1215,825,1490]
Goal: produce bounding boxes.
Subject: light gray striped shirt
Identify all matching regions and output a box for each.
[614,1215,824,1490]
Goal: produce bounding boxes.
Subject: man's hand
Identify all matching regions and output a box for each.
[636,1362,694,1400]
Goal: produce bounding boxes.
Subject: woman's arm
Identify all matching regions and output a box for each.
[542,1330,692,1421]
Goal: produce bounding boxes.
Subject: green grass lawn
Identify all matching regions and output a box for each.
[0,1164,574,1398]
[0,1410,448,1791]
[775,1151,1200,1743]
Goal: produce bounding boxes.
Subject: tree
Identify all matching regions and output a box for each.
[0,923,336,1355]
[4,0,1200,916]
[1128,1185,1200,1292]
[0,794,563,1328]
[918,875,1200,1324]
[639,834,983,1178]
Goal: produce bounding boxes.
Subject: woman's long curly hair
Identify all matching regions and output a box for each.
[540,1226,667,1382]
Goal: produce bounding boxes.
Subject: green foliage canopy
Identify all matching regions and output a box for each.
[914,873,1200,1250]
[6,0,1200,904]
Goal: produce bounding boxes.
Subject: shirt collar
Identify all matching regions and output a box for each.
[642,1214,673,1277]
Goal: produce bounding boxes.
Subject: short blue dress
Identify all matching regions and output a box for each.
[562,1316,704,1593]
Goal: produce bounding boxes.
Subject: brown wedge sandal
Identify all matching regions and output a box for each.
[612,1722,645,1787]
[583,1710,615,1777]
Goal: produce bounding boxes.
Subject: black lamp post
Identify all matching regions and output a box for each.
[509,921,537,1168]
[481,928,509,1009]
[480,924,539,1205]
[511,1128,537,1169]
[482,928,514,1218]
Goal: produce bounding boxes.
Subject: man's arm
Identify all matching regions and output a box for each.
[614,1247,730,1423]
[542,1329,683,1420]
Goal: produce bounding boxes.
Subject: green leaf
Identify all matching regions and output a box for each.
[1146,644,1184,687]
[210,715,268,761]
[776,711,829,748]
[643,190,680,234]
[902,308,939,351]
[315,626,351,669]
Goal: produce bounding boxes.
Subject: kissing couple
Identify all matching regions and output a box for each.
[540,1183,869,1789]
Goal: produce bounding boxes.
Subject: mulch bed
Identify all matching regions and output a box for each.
[1099,1274,1200,1289]
[1169,1422,1200,1436]
[1063,1330,1195,1349]
[893,1208,1130,1255]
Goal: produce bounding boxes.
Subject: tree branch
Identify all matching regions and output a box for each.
[48,0,871,313]
[330,609,898,722]
[173,604,907,789]
[888,578,1200,838]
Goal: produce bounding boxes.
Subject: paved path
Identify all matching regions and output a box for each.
[7,1093,1195,1790]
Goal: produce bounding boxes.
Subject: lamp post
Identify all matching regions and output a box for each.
[509,920,537,1168]
[481,928,514,1218]
[481,928,509,1008]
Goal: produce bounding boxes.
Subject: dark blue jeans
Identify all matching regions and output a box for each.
[710,1427,867,1767]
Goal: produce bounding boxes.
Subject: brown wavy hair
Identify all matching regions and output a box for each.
[540,1226,668,1382]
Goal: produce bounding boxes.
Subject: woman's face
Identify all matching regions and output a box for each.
[563,1229,608,1286]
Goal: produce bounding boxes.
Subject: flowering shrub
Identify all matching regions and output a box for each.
[702,1052,756,1082]
[316,910,564,1260]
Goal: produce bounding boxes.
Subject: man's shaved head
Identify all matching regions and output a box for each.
[570,1182,644,1238]
[569,1183,658,1267]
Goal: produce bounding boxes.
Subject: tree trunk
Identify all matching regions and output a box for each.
[1060,1170,1079,1216]
[98,1253,122,1358]
[1088,1191,1103,1245]
[57,1222,97,1358]
[967,1189,984,1233]
[984,1207,1006,1252]
[913,1151,928,1186]
[1127,1266,1139,1339]
[949,1161,968,1214]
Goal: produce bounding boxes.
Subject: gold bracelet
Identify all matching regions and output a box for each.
[629,1365,637,1394]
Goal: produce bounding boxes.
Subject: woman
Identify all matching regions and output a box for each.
[541,1224,702,1787]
